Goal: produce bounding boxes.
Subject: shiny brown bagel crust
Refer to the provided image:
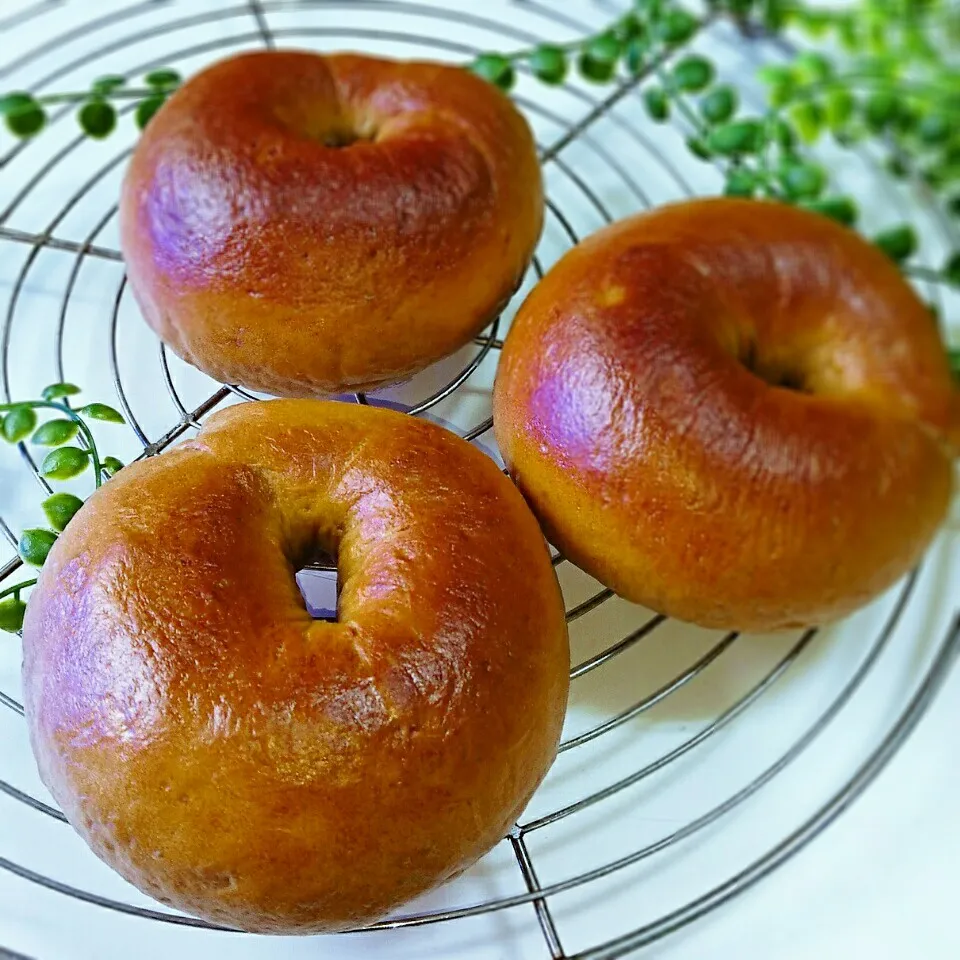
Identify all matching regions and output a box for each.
[119,51,543,396]
[22,400,568,933]
[494,198,959,632]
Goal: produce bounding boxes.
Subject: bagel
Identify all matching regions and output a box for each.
[119,51,543,396]
[22,400,568,933]
[494,198,959,631]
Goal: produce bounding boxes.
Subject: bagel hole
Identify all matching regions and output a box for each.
[740,340,811,394]
[296,548,339,622]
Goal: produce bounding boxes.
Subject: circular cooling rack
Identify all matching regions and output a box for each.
[0,2,959,959]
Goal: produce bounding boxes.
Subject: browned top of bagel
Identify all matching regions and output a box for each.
[119,51,544,395]
[23,400,568,932]
[495,198,958,630]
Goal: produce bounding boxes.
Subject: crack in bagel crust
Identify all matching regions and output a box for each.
[21,400,569,933]
[494,197,959,632]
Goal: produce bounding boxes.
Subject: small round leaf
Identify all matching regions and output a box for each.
[825,88,854,132]
[92,74,126,95]
[4,103,45,137]
[41,493,85,532]
[78,403,124,424]
[942,252,960,286]
[657,9,698,45]
[0,92,34,116]
[469,54,515,90]
[699,85,737,124]
[686,136,712,160]
[672,55,714,93]
[78,99,116,139]
[135,94,166,130]
[19,529,57,567]
[788,101,824,143]
[778,160,826,199]
[794,52,833,84]
[2,406,37,443]
[584,31,621,65]
[41,446,90,481]
[102,456,125,476]
[864,90,897,131]
[802,196,859,227]
[757,65,795,107]
[577,52,616,84]
[624,37,648,76]
[706,119,765,156]
[144,69,181,89]
[918,114,950,146]
[724,168,758,197]
[32,419,80,446]
[41,382,81,401]
[874,225,918,263]
[643,86,670,122]
[0,597,27,634]
[529,45,567,85]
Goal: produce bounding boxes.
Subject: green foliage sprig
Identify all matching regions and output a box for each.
[0,384,126,633]
[0,69,180,138]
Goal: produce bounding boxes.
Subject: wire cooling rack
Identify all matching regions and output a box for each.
[1,2,959,959]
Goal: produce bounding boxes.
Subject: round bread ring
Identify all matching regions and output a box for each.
[494,198,959,632]
[119,51,543,396]
[22,400,568,933]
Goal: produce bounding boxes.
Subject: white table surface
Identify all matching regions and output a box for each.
[1,2,958,958]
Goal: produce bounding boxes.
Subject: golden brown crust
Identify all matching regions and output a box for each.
[22,400,568,933]
[119,51,543,396]
[494,198,959,631]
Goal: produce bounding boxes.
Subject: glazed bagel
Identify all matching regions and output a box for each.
[22,400,568,933]
[494,198,959,632]
[119,51,543,396]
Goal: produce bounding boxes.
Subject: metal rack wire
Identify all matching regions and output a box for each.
[0,2,958,959]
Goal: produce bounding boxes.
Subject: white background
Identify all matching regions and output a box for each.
[1,2,958,958]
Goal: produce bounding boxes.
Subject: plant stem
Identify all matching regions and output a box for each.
[34,87,164,105]
[0,578,37,603]
[0,400,103,487]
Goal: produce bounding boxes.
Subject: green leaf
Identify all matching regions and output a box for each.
[0,597,26,634]
[643,86,670,122]
[706,119,765,156]
[699,85,737,124]
[4,102,45,137]
[624,37,648,76]
[886,156,909,179]
[864,90,897,131]
[948,195,960,218]
[794,52,833,84]
[686,136,712,160]
[78,403,124,424]
[41,383,81,401]
[41,446,90,481]
[943,252,960,286]
[657,9,698,45]
[470,54,515,90]
[2,406,37,443]
[803,196,859,227]
[724,168,759,197]
[92,74,126,95]
[584,31,622,65]
[789,101,824,143]
[78,99,116,139]
[874,225,918,263]
[778,160,826,199]
[102,456,124,475]
[824,88,854,132]
[41,492,85,532]
[577,51,616,84]
[18,529,57,567]
[615,12,644,41]
[144,68,181,89]
[757,65,795,107]
[918,114,950,146]
[31,419,79,447]
[671,55,714,93]
[529,45,567,85]
[0,92,35,116]
[135,94,166,131]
